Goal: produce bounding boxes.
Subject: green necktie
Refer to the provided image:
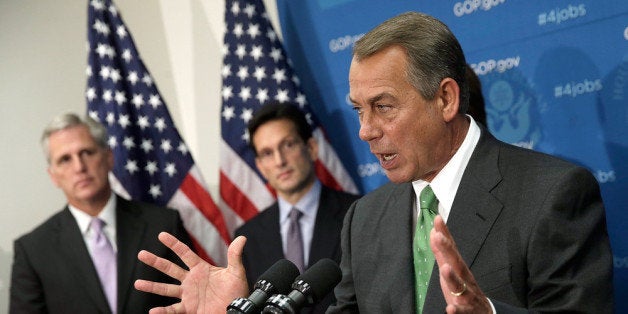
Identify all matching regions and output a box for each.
[413,185,438,313]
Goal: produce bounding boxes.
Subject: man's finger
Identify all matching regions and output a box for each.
[148,303,186,314]
[134,279,182,298]
[430,216,474,291]
[138,250,188,281]
[158,232,203,269]
[431,217,475,280]
[226,235,249,290]
[430,215,462,267]
[227,235,246,268]
[440,263,467,296]
[433,215,453,240]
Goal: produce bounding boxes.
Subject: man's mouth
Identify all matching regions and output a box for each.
[381,154,397,161]
[277,169,292,180]
[75,177,93,188]
[377,153,398,170]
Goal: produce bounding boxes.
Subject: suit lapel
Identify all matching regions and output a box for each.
[449,130,503,267]
[309,187,342,266]
[395,184,418,312]
[56,208,111,311]
[115,196,147,311]
[374,183,416,312]
[259,204,285,263]
[424,128,504,312]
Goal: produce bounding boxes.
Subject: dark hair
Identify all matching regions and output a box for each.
[247,102,313,154]
[465,64,487,126]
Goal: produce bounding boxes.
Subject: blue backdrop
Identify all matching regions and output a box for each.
[275,0,627,310]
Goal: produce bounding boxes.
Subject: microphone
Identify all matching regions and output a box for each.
[227,259,300,314]
[262,258,342,314]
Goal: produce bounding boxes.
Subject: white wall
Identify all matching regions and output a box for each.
[0,0,279,310]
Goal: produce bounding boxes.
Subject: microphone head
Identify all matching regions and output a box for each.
[293,258,342,302]
[228,260,300,313]
[255,259,300,294]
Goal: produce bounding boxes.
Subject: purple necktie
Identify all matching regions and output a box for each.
[285,208,305,273]
[89,218,117,313]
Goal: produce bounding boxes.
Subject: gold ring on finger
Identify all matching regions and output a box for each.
[450,282,467,297]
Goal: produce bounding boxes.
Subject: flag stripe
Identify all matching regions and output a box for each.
[313,128,359,194]
[180,172,231,243]
[314,160,342,192]
[168,189,228,265]
[219,172,263,221]
[189,235,216,265]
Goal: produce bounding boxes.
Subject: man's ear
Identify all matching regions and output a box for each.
[47,167,60,188]
[254,157,270,180]
[306,137,319,161]
[106,149,114,171]
[438,77,461,122]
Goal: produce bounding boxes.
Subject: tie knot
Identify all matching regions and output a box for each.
[289,208,302,222]
[420,186,438,214]
[90,218,106,233]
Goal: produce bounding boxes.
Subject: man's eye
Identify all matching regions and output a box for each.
[55,156,71,166]
[284,140,296,149]
[82,149,96,157]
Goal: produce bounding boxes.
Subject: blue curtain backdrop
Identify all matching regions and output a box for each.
[275,0,627,310]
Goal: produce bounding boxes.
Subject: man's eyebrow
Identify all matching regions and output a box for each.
[349,92,393,106]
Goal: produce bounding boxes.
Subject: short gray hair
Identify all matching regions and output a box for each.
[41,113,109,163]
[353,12,469,113]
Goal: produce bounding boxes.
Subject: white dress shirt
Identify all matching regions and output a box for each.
[412,115,481,224]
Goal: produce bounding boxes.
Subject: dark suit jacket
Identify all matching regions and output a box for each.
[10,195,192,314]
[329,128,614,313]
[235,186,360,314]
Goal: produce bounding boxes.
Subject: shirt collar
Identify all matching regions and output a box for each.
[412,116,481,222]
[278,179,321,223]
[68,192,117,235]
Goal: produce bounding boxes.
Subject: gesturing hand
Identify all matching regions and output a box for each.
[134,232,249,314]
[430,215,492,314]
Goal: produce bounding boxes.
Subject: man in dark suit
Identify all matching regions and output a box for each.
[10,113,192,314]
[328,11,613,313]
[234,102,359,313]
[132,12,613,314]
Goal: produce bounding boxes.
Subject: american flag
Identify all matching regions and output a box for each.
[219,0,358,231]
[85,0,230,265]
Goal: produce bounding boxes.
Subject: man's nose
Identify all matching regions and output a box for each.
[272,149,288,166]
[358,114,382,142]
[72,155,88,171]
